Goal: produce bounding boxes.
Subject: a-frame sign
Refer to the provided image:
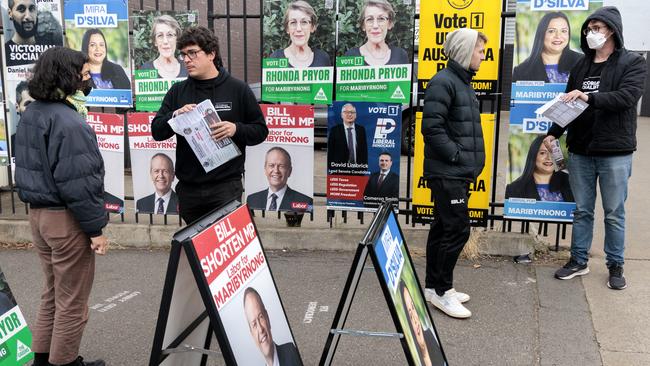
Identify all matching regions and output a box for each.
[320,202,448,366]
[149,200,303,365]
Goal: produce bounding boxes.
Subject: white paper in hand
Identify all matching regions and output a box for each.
[535,93,588,128]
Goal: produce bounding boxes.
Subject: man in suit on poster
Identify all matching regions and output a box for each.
[363,152,399,203]
[136,153,178,214]
[243,287,302,366]
[246,146,312,212]
[327,103,368,166]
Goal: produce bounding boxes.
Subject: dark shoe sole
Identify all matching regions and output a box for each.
[607,281,627,290]
[555,267,590,280]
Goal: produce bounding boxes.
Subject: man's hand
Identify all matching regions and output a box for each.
[542,135,556,152]
[561,90,588,103]
[90,235,109,255]
[174,104,197,117]
[210,121,237,141]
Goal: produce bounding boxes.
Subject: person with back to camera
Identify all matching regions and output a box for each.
[269,1,331,68]
[344,0,408,66]
[544,7,647,290]
[505,135,574,202]
[512,12,582,83]
[14,46,108,366]
[140,15,188,78]
[81,28,130,89]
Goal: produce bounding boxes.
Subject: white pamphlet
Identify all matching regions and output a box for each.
[535,93,589,128]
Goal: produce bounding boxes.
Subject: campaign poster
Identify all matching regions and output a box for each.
[1,0,64,159]
[326,101,401,212]
[245,105,314,213]
[262,0,335,104]
[86,113,124,214]
[0,266,34,365]
[335,0,414,103]
[0,83,6,165]
[372,212,446,366]
[64,0,132,107]
[190,205,303,365]
[411,112,494,226]
[417,0,501,98]
[131,10,197,112]
[127,112,178,215]
[505,0,601,221]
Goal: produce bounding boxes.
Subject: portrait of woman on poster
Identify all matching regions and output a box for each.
[269,1,331,68]
[81,28,130,89]
[140,15,188,78]
[505,136,574,202]
[398,280,446,366]
[344,0,409,66]
[512,11,582,83]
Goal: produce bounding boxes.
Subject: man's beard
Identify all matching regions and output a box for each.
[13,18,37,39]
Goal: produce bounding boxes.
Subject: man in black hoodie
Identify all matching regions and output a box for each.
[544,7,647,290]
[152,26,268,224]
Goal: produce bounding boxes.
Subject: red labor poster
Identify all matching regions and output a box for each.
[86,112,124,214]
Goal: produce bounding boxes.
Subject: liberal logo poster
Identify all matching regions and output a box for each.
[131,10,197,111]
[411,112,493,226]
[245,105,314,213]
[64,0,132,107]
[86,113,125,214]
[0,266,33,365]
[326,101,401,211]
[191,205,303,365]
[506,0,601,221]
[335,0,414,103]
[1,0,64,159]
[262,0,335,104]
[127,112,178,215]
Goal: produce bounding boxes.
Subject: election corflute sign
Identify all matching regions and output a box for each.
[0,266,33,366]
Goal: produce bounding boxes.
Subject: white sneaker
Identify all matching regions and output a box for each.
[426,289,472,318]
[425,288,469,303]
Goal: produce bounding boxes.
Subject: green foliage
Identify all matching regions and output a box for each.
[131,10,198,69]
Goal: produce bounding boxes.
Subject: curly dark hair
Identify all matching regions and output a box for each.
[176,26,223,68]
[28,46,88,101]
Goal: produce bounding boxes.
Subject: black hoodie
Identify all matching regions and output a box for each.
[547,6,647,155]
[151,67,267,185]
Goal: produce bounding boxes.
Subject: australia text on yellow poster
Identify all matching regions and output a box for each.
[411,112,494,226]
[418,0,501,95]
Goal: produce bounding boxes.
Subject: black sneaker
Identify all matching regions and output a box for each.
[607,264,627,290]
[555,258,589,280]
[66,356,106,366]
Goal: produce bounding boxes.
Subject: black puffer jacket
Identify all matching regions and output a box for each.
[14,101,107,237]
[422,59,485,181]
[547,6,647,155]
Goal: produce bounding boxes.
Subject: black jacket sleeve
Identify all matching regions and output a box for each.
[232,85,268,146]
[422,76,459,162]
[589,53,647,111]
[151,84,177,141]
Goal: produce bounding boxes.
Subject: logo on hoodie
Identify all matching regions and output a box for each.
[448,0,473,10]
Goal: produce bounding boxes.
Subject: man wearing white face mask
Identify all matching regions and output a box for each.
[543,7,647,290]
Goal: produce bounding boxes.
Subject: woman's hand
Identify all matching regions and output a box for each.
[90,235,109,255]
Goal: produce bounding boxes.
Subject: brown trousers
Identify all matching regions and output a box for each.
[29,208,95,365]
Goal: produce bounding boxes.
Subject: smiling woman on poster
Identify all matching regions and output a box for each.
[140,15,187,78]
[269,1,331,68]
[344,0,408,66]
[512,11,582,83]
[82,28,130,89]
[505,136,574,201]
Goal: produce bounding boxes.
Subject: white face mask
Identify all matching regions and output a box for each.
[586,31,608,50]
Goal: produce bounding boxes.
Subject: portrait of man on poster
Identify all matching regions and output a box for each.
[363,151,399,201]
[327,103,368,166]
[4,0,62,66]
[136,153,178,214]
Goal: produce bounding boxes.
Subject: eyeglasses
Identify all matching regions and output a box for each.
[288,19,312,29]
[364,16,390,26]
[342,110,356,115]
[155,32,177,41]
[583,25,607,35]
[179,49,203,60]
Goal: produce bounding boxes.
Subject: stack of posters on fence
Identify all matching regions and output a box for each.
[190,205,303,365]
[262,0,334,104]
[411,112,494,226]
[64,0,132,107]
[128,112,178,215]
[87,113,125,214]
[245,105,314,213]
[1,0,64,159]
[505,0,601,221]
[131,10,197,111]
[0,266,33,365]
[326,101,401,211]
[335,0,414,103]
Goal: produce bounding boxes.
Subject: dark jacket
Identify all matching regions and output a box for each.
[151,67,267,186]
[96,59,131,89]
[246,186,312,212]
[505,171,574,202]
[547,6,647,155]
[327,123,368,165]
[136,191,179,214]
[275,342,302,366]
[422,59,485,181]
[14,101,107,237]
[363,171,399,199]
[512,49,581,82]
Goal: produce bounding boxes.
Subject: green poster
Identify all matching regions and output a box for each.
[0,267,33,366]
[262,60,333,103]
[335,57,411,102]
